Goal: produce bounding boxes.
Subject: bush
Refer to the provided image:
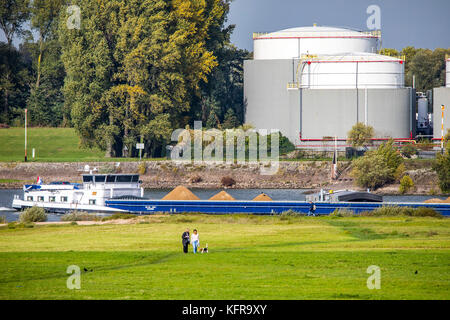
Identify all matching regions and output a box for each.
[188,175,202,183]
[399,175,414,194]
[347,122,374,147]
[329,209,355,217]
[401,145,417,158]
[412,207,441,217]
[102,213,136,221]
[19,207,47,223]
[432,142,450,193]
[352,140,403,189]
[221,176,236,187]
[361,206,441,217]
[138,162,147,175]
[61,211,101,222]
[280,209,303,216]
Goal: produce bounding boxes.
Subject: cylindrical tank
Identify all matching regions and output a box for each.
[253,26,380,60]
[298,53,404,89]
[417,97,428,128]
[446,58,450,87]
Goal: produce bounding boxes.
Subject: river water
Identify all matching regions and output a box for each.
[0,188,447,222]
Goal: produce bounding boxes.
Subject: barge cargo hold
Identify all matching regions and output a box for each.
[105,199,450,216]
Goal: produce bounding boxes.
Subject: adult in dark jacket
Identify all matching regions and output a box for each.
[182,229,190,253]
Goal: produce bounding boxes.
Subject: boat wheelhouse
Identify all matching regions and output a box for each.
[12,174,144,213]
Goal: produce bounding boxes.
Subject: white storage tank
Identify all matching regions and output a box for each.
[298,52,404,89]
[253,26,380,60]
[417,96,428,129]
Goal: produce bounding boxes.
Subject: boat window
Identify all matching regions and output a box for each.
[60,196,68,202]
[83,176,93,183]
[131,175,139,182]
[89,199,96,205]
[106,175,116,183]
[38,196,44,202]
[95,176,106,183]
[116,175,132,183]
[27,196,33,201]
[49,196,56,202]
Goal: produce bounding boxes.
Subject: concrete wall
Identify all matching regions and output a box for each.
[244,59,415,146]
[433,87,450,140]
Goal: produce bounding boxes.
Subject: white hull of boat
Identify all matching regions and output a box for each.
[12,199,127,214]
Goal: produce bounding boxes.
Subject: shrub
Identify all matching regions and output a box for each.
[352,140,403,189]
[280,209,303,216]
[401,145,417,158]
[412,207,441,218]
[347,122,374,147]
[138,162,147,175]
[329,209,355,217]
[432,142,450,193]
[221,176,236,187]
[61,211,101,222]
[361,206,441,217]
[188,175,202,183]
[399,175,414,194]
[19,206,47,223]
[102,213,136,221]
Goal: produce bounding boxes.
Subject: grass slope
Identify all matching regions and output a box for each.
[0,214,449,300]
[0,127,105,162]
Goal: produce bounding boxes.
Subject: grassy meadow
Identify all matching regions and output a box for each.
[0,127,165,162]
[0,214,449,300]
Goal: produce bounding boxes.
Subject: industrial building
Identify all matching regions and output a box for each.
[432,56,450,143]
[244,26,416,148]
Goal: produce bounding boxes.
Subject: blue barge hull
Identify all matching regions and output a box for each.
[105,200,450,216]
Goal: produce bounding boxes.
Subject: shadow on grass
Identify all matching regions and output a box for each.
[327,220,410,241]
[0,251,180,284]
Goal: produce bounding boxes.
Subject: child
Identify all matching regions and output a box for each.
[191,229,199,254]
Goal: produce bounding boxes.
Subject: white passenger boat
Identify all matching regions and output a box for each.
[12,174,144,213]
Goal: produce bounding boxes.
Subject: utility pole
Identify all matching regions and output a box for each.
[24,109,28,162]
[442,105,445,154]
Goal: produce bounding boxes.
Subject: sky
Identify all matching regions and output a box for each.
[227,0,450,52]
[1,0,449,51]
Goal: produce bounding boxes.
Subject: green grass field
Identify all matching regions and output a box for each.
[0,127,165,162]
[0,214,449,300]
[0,127,105,162]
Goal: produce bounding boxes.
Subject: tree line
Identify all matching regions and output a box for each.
[0,0,250,157]
[380,47,450,92]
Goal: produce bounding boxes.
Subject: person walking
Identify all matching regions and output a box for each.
[191,229,200,254]
[182,229,190,253]
[308,201,316,216]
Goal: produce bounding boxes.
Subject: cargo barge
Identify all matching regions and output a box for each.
[11,173,450,216]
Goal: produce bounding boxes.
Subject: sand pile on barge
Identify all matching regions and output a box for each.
[252,193,273,201]
[424,197,450,204]
[209,191,235,201]
[162,186,200,200]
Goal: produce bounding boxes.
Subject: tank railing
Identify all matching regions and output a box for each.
[253,30,381,39]
[287,82,405,89]
[295,54,405,62]
[288,69,405,89]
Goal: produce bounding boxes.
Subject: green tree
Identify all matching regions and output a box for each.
[0,0,30,46]
[59,0,229,157]
[0,43,31,124]
[352,140,404,189]
[399,175,414,194]
[347,122,374,147]
[379,48,399,57]
[433,142,450,193]
[222,108,239,129]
